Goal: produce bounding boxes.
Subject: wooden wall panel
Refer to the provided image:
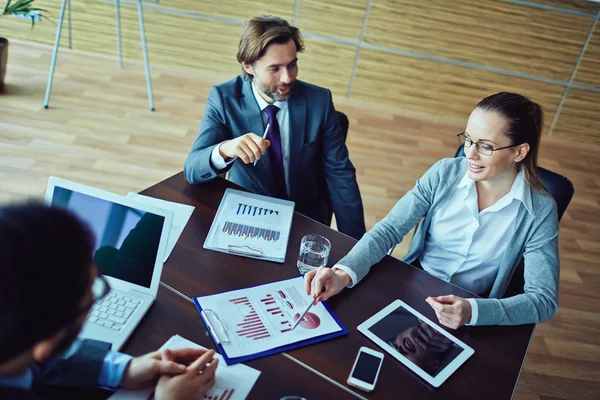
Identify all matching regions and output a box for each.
[351,49,564,133]
[573,22,600,87]
[552,89,600,144]
[296,38,356,97]
[295,0,367,41]
[3,0,600,147]
[364,0,590,81]
[165,0,295,23]
[530,0,599,14]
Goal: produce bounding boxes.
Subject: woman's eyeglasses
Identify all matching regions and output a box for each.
[457,133,521,156]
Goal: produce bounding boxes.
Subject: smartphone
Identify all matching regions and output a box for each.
[347,346,384,393]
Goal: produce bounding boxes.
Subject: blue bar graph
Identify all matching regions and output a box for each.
[222,221,280,241]
[236,203,279,217]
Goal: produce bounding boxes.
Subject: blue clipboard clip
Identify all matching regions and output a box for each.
[200,309,230,344]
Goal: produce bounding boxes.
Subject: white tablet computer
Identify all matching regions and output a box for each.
[357,299,474,387]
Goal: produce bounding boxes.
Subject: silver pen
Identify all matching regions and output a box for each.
[253,123,270,166]
[291,300,315,331]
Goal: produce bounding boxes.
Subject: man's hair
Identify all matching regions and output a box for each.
[0,203,95,362]
[236,15,304,79]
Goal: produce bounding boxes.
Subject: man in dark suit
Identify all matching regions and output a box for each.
[184,16,366,240]
[0,204,218,399]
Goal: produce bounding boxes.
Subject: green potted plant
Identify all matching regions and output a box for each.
[1,0,47,90]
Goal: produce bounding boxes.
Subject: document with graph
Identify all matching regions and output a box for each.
[109,335,260,400]
[204,188,295,263]
[194,276,348,365]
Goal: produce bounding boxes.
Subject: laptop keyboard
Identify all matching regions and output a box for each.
[87,291,141,331]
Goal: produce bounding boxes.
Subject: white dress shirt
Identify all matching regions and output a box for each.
[335,169,532,325]
[210,82,291,197]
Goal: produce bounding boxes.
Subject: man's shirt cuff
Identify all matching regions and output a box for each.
[332,264,357,288]
[98,351,133,389]
[465,298,479,326]
[210,143,236,171]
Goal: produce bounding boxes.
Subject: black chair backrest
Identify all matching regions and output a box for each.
[454,145,574,221]
[316,111,350,226]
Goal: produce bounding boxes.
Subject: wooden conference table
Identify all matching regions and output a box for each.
[127,172,535,399]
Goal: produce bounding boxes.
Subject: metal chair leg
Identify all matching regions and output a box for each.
[136,0,155,111]
[68,0,72,49]
[44,0,68,109]
[116,0,123,68]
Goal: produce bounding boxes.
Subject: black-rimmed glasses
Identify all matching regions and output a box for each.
[73,274,111,320]
[91,274,111,304]
[457,132,521,156]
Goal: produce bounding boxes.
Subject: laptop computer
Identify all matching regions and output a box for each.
[45,177,173,351]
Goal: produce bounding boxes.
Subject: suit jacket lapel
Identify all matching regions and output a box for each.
[240,78,275,194]
[288,91,307,200]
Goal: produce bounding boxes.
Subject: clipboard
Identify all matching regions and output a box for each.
[193,277,349,365]
[203,189,295,263]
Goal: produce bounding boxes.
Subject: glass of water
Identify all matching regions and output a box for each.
[297,234,331,275]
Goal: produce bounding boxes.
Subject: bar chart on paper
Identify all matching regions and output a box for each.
[204,189,294,262]
[222,222,281,242]
[236,203,279,217]
[205,386,235,400]
[196,277,346,361]
[231,294,293,343]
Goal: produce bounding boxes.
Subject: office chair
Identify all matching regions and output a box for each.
[44,0,155,111]
[316,111,350,227]
[454,145,574,296]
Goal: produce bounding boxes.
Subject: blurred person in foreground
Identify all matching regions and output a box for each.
[0,203,218,399]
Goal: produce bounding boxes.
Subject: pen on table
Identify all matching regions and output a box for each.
[291,300,315,331]
[253,123,270,166]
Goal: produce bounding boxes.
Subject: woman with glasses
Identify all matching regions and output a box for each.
[305,92,559,329]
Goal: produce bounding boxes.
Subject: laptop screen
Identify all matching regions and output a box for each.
[50,186,166,289]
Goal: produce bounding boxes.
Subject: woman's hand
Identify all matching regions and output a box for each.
[426,295,472,330]
[304,266,351,302]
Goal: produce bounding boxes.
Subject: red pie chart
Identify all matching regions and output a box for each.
[293,312,321,329]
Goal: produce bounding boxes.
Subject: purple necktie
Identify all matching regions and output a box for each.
[264,105,286,198]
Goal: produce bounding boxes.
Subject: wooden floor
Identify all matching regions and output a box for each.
[1,41,599,399]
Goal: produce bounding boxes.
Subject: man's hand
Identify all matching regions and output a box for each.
[219,133,270,164]
[304,266,351,303]
[154,349,219,400]
[426,295,472,330]
[119,348,210,389]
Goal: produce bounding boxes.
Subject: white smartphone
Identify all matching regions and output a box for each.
[347,346,384,393]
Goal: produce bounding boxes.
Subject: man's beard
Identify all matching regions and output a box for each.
[257,80,294,102]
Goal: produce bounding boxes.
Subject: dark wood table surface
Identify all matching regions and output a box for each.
[139,172,535,400]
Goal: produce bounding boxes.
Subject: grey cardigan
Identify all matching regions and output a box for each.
[339,157,559,326]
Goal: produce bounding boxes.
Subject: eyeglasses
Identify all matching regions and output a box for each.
[91,274,111,304]
[73,274,111,321]
[457,132,521,156]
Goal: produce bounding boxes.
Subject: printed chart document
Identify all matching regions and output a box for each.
[109,335,260,400]
[204,188,294,263]
[194,277,348,365]
[126,193,195,261]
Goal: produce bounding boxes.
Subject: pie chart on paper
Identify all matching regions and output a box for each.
[293,312,321,329]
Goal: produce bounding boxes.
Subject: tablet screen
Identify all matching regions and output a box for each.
[367,305,465,378]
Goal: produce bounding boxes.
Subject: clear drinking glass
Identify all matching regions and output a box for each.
[297,234,330,275]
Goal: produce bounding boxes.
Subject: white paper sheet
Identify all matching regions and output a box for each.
[196,277,343,359]
[109,335,260,400]
[126,193,195,261]
[204,190,294,261]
